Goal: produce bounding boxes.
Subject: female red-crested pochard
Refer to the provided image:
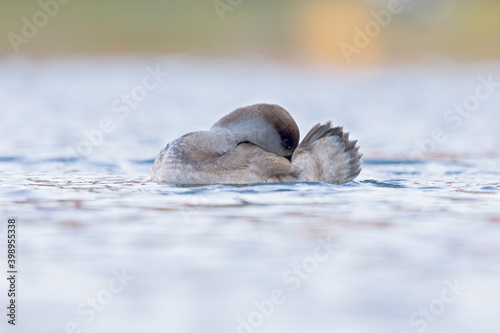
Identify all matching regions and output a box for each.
[152,104,362,184]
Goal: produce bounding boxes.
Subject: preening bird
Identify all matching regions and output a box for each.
[152,103,362,184]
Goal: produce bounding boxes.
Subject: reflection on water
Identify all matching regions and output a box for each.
[1,58,500,333]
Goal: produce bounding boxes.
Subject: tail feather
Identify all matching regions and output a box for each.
[298,121,333,149]
[292,121,362,184]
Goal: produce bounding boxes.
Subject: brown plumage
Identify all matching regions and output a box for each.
[152,104,362,184]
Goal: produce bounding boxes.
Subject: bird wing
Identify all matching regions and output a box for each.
[291,121,362,184]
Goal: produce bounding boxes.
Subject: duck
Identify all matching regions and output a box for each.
[152,103,362,184]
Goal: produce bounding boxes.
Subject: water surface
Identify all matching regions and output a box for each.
[1,57,499,333]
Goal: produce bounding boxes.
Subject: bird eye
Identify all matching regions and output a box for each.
[283,138,291,148]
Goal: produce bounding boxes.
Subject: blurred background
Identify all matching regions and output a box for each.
[1,2,500,333]
[1,0,500,65]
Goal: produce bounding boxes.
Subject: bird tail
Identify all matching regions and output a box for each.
[292,121,362,184]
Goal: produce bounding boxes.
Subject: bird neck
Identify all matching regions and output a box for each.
[211,114,274,150]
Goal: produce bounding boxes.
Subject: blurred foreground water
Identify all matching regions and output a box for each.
[0,57,499,333]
